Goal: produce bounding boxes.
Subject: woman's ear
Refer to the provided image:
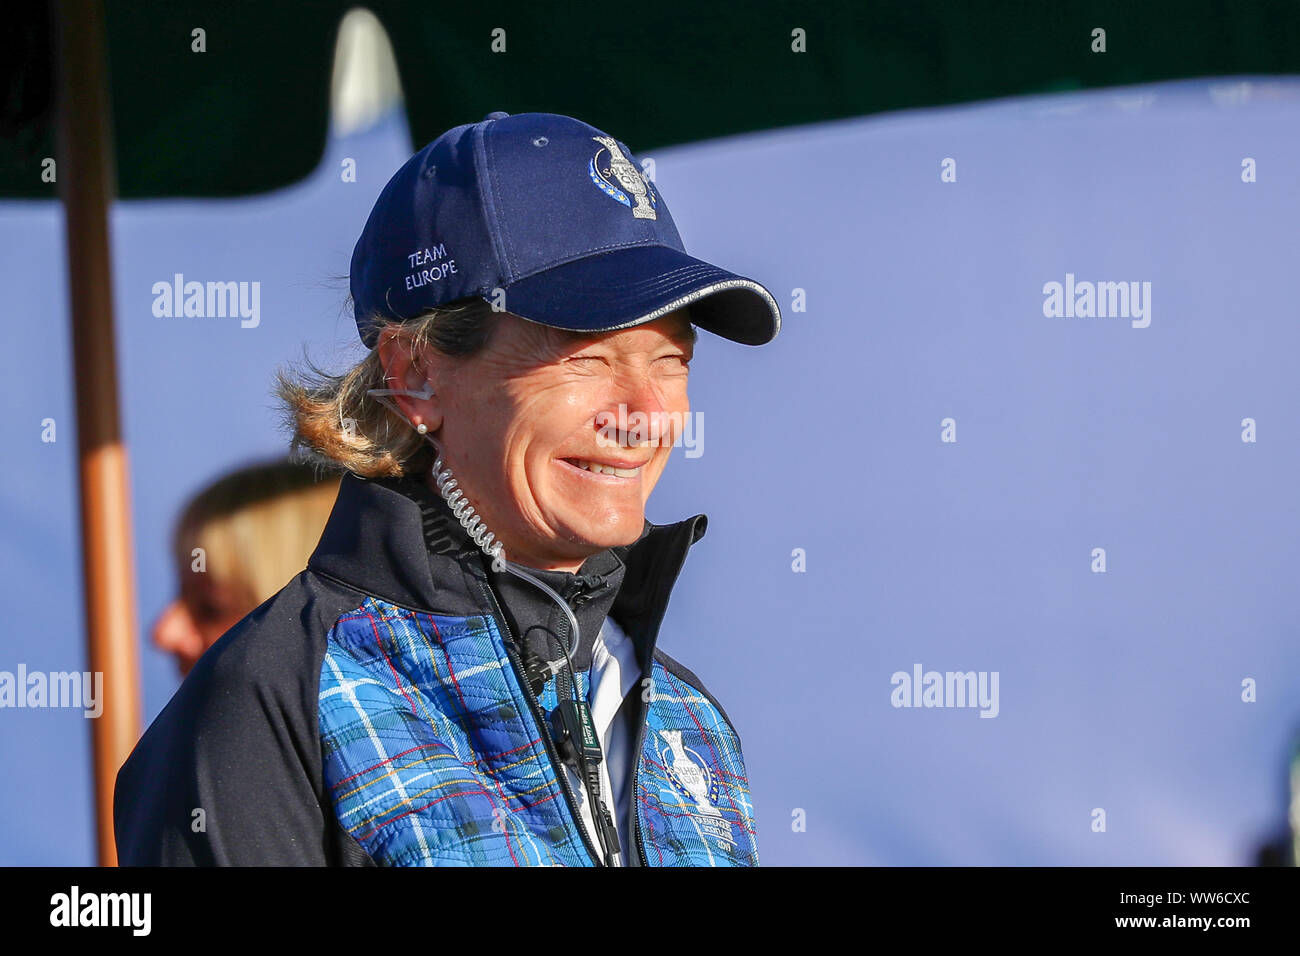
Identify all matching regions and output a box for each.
[376,329,441,430]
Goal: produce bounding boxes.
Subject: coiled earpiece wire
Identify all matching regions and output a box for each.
[365,385,582,670]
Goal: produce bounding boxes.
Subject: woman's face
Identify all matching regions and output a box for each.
[424,310,694,572]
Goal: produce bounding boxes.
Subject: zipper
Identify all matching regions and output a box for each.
[632,692,649,867]
[472,572,605,867]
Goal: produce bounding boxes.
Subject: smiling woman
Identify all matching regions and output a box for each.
[114,111,780,868]
[277,300,695,570]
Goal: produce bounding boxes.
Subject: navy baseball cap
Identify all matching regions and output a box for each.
[350,111,780,348]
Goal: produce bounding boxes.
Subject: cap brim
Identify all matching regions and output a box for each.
[494,245,781,345]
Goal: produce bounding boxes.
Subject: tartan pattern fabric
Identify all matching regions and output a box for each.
[319,595,758,866]
[637,662,760,866]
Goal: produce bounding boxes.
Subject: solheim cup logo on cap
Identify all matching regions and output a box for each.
[589,135,657,219]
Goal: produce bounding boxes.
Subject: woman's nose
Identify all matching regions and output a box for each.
[152,600,204,673]
[622,379,685,448]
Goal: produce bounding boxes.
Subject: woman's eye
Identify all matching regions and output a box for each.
[191,601,223,622]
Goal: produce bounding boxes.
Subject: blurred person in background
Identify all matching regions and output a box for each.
[152,459,341,677]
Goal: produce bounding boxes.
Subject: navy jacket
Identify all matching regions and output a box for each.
[114,471,759,866]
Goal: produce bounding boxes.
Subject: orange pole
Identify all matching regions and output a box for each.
[54,0,143,867]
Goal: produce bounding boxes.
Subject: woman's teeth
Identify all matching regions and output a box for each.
[568,458,640,478]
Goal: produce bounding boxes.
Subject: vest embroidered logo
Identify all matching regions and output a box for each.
[589,136,657,219]
[658,730,720,811]
[657,729,737,851]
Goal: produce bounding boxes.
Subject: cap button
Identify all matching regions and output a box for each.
[484,111,510,121]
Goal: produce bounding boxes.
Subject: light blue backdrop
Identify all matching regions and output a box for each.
[2,76,1297,865]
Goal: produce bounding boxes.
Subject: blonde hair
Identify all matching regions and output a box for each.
[274,298,499,478]
[173,460,342,605]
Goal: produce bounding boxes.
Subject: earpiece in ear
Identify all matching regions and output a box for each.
[366,381,435,401]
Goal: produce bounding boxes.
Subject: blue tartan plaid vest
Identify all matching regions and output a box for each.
[310,473,759,867]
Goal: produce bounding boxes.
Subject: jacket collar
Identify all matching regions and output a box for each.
[308,470,708,671]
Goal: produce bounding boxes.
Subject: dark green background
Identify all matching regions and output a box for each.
[3,0,1297,198]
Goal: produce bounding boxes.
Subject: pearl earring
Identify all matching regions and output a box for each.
[416,422,428,435]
